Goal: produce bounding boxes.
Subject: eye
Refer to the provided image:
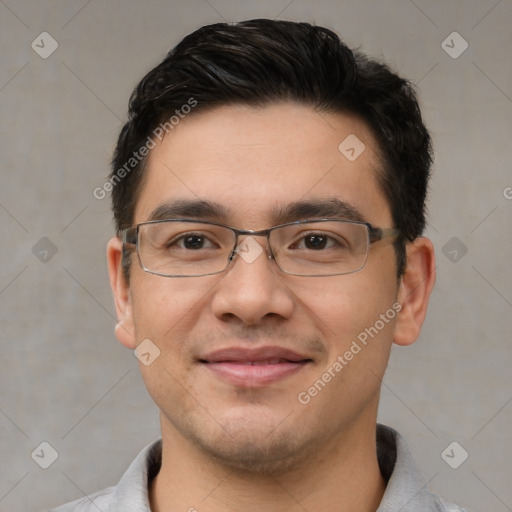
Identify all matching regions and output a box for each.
[171,233,217,250]
[292,233,343,250]
[303,234,330,250]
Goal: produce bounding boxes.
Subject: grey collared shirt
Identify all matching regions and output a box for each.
[46,424,468,511]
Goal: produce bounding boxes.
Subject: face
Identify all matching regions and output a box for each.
[109,103,423,473]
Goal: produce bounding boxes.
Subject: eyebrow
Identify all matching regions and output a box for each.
[272,198,365,224]
[146,198,366,224]
[147,199,230,222]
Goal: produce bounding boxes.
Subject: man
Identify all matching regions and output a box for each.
[50,19,467,512]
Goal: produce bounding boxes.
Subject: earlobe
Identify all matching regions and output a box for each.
[393,237,436,346]
[107,236,137,349]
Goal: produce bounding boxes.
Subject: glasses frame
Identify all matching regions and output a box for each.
[121,218,400,278]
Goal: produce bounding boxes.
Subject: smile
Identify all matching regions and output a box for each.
[199,346,313,387]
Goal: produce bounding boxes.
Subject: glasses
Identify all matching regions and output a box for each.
[121,219,399,278]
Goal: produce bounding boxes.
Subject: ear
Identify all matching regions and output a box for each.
[393,237,436,346]
[107,236,137,349]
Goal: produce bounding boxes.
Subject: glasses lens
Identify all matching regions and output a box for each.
[135,220,370,277]
[270,221,369,276]
[138,221,235,276]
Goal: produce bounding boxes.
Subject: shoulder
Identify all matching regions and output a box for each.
[43,486,115,511]
[432,494,470,511]
[40,439,162,512]
[42,486,115,511]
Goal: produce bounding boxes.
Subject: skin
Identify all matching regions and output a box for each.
[107,103,435,512]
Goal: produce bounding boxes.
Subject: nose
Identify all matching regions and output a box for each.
[210,236,295,327]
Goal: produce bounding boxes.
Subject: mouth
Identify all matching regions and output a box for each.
[199,346,313,387]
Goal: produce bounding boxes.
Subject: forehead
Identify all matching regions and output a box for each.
[135,103,391,227]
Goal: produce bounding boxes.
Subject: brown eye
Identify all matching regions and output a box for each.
[168,233,217,250]
[304,235,328,250]
[182,235,206,249]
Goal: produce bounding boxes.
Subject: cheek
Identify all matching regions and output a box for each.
[293,275,398,421]
[295,270,398,344]
[130,275,198,347]
[129,277,205,410]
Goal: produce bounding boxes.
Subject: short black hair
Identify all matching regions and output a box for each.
[111,19,432,278]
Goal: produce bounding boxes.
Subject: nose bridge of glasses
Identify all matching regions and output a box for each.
[232,228,274,263]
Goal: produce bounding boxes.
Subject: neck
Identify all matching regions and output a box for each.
[149,416,386,512]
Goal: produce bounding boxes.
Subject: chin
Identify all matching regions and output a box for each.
[200,431,311,475]
[184,412,322,475]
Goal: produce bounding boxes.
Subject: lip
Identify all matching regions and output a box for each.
[199,346,313,387]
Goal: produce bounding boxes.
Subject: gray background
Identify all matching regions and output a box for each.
[1,1,511,511]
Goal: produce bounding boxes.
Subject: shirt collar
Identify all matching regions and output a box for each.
[109,438,161,511]
[376,424,441,511]
[107,424,443,511]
